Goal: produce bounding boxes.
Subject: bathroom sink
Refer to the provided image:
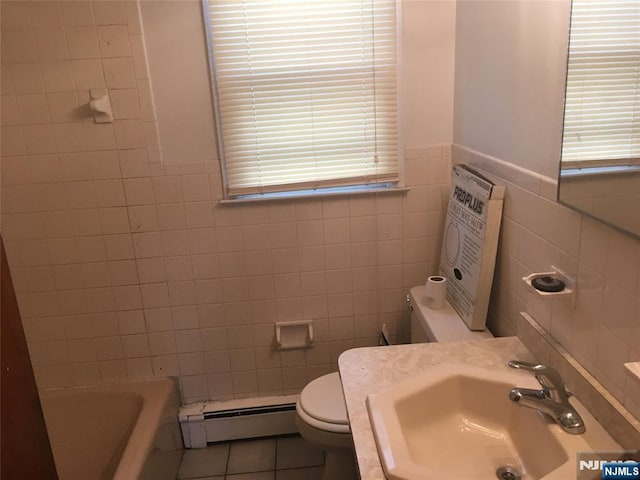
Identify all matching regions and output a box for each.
[366,364,620,480]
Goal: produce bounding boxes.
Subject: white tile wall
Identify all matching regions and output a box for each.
[1,0,450,403]
[454,144,640,419]
[559,174,640,236]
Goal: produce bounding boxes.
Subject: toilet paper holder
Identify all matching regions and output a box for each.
[89,88,113,123]
[275,320,314,350]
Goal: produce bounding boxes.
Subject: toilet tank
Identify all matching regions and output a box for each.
[409,286,493,344]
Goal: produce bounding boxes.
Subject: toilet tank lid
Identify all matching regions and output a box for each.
[409,286,494,342]
[299,372,349,425]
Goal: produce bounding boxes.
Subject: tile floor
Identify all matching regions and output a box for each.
[178,434,325,480]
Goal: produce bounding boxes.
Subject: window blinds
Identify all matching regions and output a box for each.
[562,0,640,166]
[204,0,398,196]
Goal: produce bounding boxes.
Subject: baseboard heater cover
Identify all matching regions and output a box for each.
[179,395,299,448]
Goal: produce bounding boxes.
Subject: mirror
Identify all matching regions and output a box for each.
[558,0,640,238]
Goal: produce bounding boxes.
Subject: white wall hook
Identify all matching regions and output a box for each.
[89,88,113,123]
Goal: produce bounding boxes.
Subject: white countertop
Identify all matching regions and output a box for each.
[337,337,535,480]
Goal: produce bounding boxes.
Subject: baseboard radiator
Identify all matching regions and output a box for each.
[179,395,299,448]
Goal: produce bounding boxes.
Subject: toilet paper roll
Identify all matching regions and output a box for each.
[425,275,447,310]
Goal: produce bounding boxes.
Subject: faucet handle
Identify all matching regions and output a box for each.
[507,360,569,401]
[508,360,542,371]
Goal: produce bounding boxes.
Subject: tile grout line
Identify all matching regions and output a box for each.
[274,435,279,476]
[224,440,231,477]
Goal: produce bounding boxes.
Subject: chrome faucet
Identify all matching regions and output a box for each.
[507,360,585,435]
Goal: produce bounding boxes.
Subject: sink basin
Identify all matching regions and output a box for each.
[367,363,621,480]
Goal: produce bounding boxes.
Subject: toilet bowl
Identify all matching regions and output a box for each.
[294,372,355,480]
[294,284,494,480]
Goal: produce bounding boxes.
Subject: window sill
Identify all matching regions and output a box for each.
[219,185,410,205]
[561,165,640,178]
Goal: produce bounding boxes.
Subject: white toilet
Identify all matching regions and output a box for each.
[294,284,494,480]
[295,371,355,480]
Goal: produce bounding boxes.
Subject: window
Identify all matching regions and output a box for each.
[561,0,640,168]
[203,0,399,198]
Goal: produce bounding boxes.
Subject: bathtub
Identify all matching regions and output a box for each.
[39,379,183,480]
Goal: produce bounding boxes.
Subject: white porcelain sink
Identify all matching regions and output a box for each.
[366,363,620,480]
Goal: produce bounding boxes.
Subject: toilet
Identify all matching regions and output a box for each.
[294,284,494,480]
[295,371,355,480]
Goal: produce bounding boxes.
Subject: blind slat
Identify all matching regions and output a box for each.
[205,0,398,196]
[562,0,640,164]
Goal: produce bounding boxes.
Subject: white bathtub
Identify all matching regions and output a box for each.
[39,379,183,480]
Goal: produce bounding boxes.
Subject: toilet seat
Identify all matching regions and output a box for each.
[297,372,350,434]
